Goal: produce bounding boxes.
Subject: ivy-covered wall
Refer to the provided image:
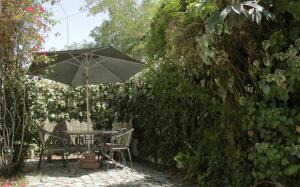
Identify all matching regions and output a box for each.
[135,0,300,186]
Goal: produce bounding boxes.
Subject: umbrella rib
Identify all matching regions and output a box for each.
[71,65,83,86]
[89,57,108,68]
[92,54,144,65]
[100,63,123,82]
[68,53,84,65]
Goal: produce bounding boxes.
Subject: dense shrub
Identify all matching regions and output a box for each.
[0,0,55,177]
[121,0,300,186]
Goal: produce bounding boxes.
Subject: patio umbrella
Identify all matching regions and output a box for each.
[30,46,144,123]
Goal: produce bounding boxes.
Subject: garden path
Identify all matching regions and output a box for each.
[24,160,196,187]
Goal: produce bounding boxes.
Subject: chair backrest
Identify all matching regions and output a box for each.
[112,117,133,130]
[67,119,81,144]
[112,122,124,131]
[67,119,80,131]
[122,128,134,147]
[37,127,47,147]
[40,120,57,143]
[112,128,134,147]
[36,126,67,147]
[39,119,70,145]
[80,121,93,131]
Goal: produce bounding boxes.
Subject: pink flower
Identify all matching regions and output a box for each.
[25,6,35,13]
[39,6,45,13]
[32,45,40,51]
[36,17,43,25]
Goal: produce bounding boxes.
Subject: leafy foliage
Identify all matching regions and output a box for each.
[138,0,300,186]
[28,0,300,186]
[84,0,159,60]
[0,0,55,177]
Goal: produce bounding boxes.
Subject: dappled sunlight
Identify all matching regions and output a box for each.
[24,160,191,186]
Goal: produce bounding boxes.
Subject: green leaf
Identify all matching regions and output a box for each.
[283,164,300,176]
[263,56,271,66]
[261,84,270,95]
[255,142,269,153]
[281,158,289,166]
[259,156,268,164]
[262,40,271,51]
[257,172,266,179]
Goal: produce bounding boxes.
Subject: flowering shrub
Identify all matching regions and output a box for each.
[0,0,55,177]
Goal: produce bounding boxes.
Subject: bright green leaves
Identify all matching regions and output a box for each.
[255,142,269,153]
[250,142,300,181]
[262,40,271,51]
[257,38,300,104]
[266,70,286,87]
[210,0,274,29]
[85,0,159,60]
[243,49,300,182]
[250,144,283,181]
[259,81,270,95]
[196,33,221,65]
[188,0,218,19]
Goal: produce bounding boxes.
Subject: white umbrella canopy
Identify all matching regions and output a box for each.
[31,46,144,123]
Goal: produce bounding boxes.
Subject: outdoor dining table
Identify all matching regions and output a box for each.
[64,130,119,170]
[64,130,119,152]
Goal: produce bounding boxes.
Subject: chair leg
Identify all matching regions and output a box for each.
[114,151,118,171]
[106,150,113,170]
[62,154,66,167]
[41,155,47,172]
[65,153,70,172]
[75,153,81,175]
[111,150,118,170]
[62,152,69,170]
[37,148,44,170]
[106,150,118,170]
[127,148,133,169]
[120,151,126,165]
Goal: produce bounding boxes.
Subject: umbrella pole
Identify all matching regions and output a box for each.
[86,68,91,125]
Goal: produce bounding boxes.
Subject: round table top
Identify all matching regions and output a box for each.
[64,130,118,135]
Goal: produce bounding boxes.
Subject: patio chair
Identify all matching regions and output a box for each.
[36,120,76,171]
[36,127,68,170]
[103,128,134,169]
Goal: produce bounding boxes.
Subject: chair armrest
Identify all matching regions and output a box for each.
[111,128,134,140]
[36,127,68,144]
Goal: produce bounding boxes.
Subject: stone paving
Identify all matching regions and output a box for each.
[24,160,196,187]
